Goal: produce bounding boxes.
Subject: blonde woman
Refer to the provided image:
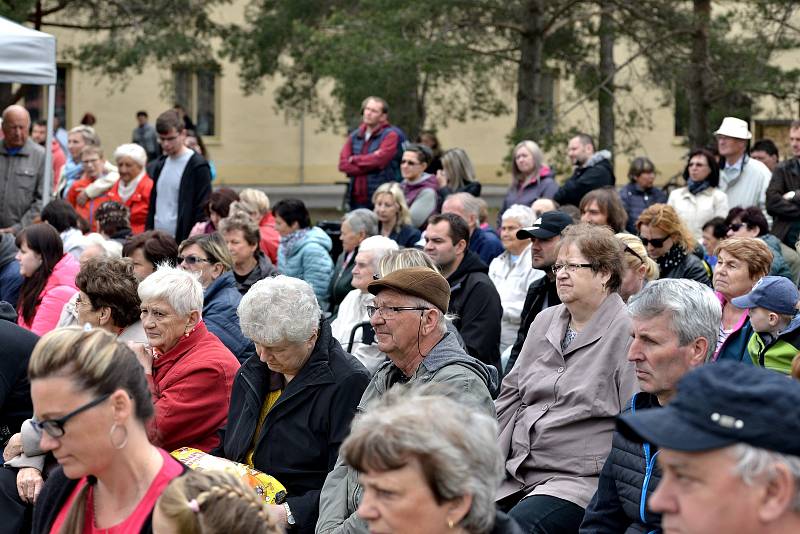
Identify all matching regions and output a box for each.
[436,147,482,207]
[499,140,557,225]
[615,233,660,302]
[229,188,280,265]
[372,182,421,248]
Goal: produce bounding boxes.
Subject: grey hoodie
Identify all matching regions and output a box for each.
[0,233,17,270]
[315,332,498,534]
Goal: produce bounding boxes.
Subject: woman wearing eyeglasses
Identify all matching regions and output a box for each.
[216,275,369,532]
[177,233,255,363]
[399,143,439,228]
[29,327,186,534]
[636,203,711,286]
[667,148,729,241]
[132,265,240,453]
[495,223,637,533]
[615,233,659,302]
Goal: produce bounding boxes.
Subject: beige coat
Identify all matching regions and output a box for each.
[495,292,637,508]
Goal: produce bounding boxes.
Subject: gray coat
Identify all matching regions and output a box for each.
[315,332,499,534]
[0,138,45,232]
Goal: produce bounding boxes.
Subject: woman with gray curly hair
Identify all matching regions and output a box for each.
[215,275,370,532]
[342,384,522,534]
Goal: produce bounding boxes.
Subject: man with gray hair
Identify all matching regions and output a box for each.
[580,279,721,533]
[618,362,800,534]
[316,266,499,533]
[442,192,504,264]
[0,105,44,233]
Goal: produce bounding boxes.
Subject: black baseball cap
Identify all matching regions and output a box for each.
[618,362,800,456]
[516,211,573,240]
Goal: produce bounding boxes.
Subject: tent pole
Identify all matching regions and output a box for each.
[43,83,55,206]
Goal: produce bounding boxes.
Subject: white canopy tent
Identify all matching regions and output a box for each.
[0,16,58,203]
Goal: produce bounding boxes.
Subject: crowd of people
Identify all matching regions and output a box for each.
[1,96,800,534]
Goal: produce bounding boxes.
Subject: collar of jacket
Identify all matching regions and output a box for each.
[152,320,211,375]
[204,271,237,301]
[544,292,626,355]
[357,120,391,139]
[448,250,488,290]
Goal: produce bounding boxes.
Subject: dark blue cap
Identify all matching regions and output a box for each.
[730,275,799,316]
[618,362,800,455]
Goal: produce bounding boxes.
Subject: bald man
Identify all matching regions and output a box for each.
[0,105,45,233]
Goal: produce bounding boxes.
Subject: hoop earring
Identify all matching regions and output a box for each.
[109,423,128,449]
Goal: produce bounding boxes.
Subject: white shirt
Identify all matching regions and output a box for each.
[154,148,192,236]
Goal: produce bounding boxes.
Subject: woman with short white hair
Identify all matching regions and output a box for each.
[131,265,240,453]
[215,275,370,532]
[331,235,399,374]
[489,204,545,352]
[106,142,154,234]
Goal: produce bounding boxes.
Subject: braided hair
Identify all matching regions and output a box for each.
[156,470,282,534]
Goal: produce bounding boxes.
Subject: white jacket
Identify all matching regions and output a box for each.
[668,186,729,241]
[718,156,772,224]
[488,245,545,352]
[330,289,385,375]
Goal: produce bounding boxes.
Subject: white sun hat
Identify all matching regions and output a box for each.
[714,117,752,140]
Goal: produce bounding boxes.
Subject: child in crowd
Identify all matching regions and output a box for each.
[731,276,800,375]
[154,470,283,534]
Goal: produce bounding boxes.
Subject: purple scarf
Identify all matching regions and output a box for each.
[402,173,438,205]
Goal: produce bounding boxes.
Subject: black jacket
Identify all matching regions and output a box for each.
[554,150,616,207]
[766,157,800,245]
[234,250,278,296]
[580,393,662,534]
[505,275,560,375]
[146,151,212,244]
[447,251,503,373]
[216,319,369,533]
[658,249,711,287]
[0,302,38,445]
[32,463,188,534]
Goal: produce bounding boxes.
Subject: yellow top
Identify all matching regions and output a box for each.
[246,388,282,467]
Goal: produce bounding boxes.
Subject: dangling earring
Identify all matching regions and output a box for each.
[109,423,128,449]
[447,519,455,529]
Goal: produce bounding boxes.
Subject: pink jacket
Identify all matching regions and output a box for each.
[18,254,80,336]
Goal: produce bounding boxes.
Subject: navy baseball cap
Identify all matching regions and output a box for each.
[517,211,573,240]
[618,362,800,456]
[731,276,799,316]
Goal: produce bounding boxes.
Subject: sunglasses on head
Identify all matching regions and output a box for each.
[639,236,669,248]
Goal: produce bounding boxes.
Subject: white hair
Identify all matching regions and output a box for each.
[729,443,800,512]
[81,233,122,258]
[237,275,321,345]
[358,235,399,262]
[137,265,204,317]
[501,204,534,228]
[113,143,147,167]
[447,192,482,219]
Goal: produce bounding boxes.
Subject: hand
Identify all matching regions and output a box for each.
[435,169,447,189]
[127,341,154,375]
[76,191,89,206]
[3,433,22,461]
[783,191,796,200]
[17,467,43,503]
[267,503,288,527]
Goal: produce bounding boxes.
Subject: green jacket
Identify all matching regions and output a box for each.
[746,313,800,375]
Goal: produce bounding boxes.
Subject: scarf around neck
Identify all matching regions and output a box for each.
[687,179,710,196]
[657,243,688,272]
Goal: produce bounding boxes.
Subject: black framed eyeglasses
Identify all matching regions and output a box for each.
[32,393,111,438]
[551,263,593,275]
[639,236,669,248]
[178,255,212,266]
[365,305,430,319]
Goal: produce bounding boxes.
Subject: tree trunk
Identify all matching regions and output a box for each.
[598,2,615,164]
[687,0,712,148]
[515,0,546,141]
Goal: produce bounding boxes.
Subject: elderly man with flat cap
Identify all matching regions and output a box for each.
[316,266,499,534]
[619,362,800,534]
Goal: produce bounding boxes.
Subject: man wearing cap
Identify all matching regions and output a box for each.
[766,120,800,247]
[579,279,720,534]
[715,116,772,221]
[619,362,800,534]
[316,266,499,534]
[730,275,800,375]
[424,212,503,372]
[504,210,572,374]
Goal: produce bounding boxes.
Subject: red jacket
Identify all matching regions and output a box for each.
[259,212,280,265]
[146,321,240,452]
[66,175,112,232]
[106,173,154,234]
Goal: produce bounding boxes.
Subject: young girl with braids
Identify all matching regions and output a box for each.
[152,470,283,534]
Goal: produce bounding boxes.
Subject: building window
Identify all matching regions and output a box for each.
[21,65,68,125]
[173,67,219,137]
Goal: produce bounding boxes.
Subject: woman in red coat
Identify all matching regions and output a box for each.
[106,143,154,234]
[130,265,240,452]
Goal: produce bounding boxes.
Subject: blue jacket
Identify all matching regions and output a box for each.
[760,234,793,280]
[715,292,754,365]
[580,392,662,534]
[386,223,421,248]
[203,272,256,364]
[619,183,668,234]
[470,226,504,265]
[278,227,334,310]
